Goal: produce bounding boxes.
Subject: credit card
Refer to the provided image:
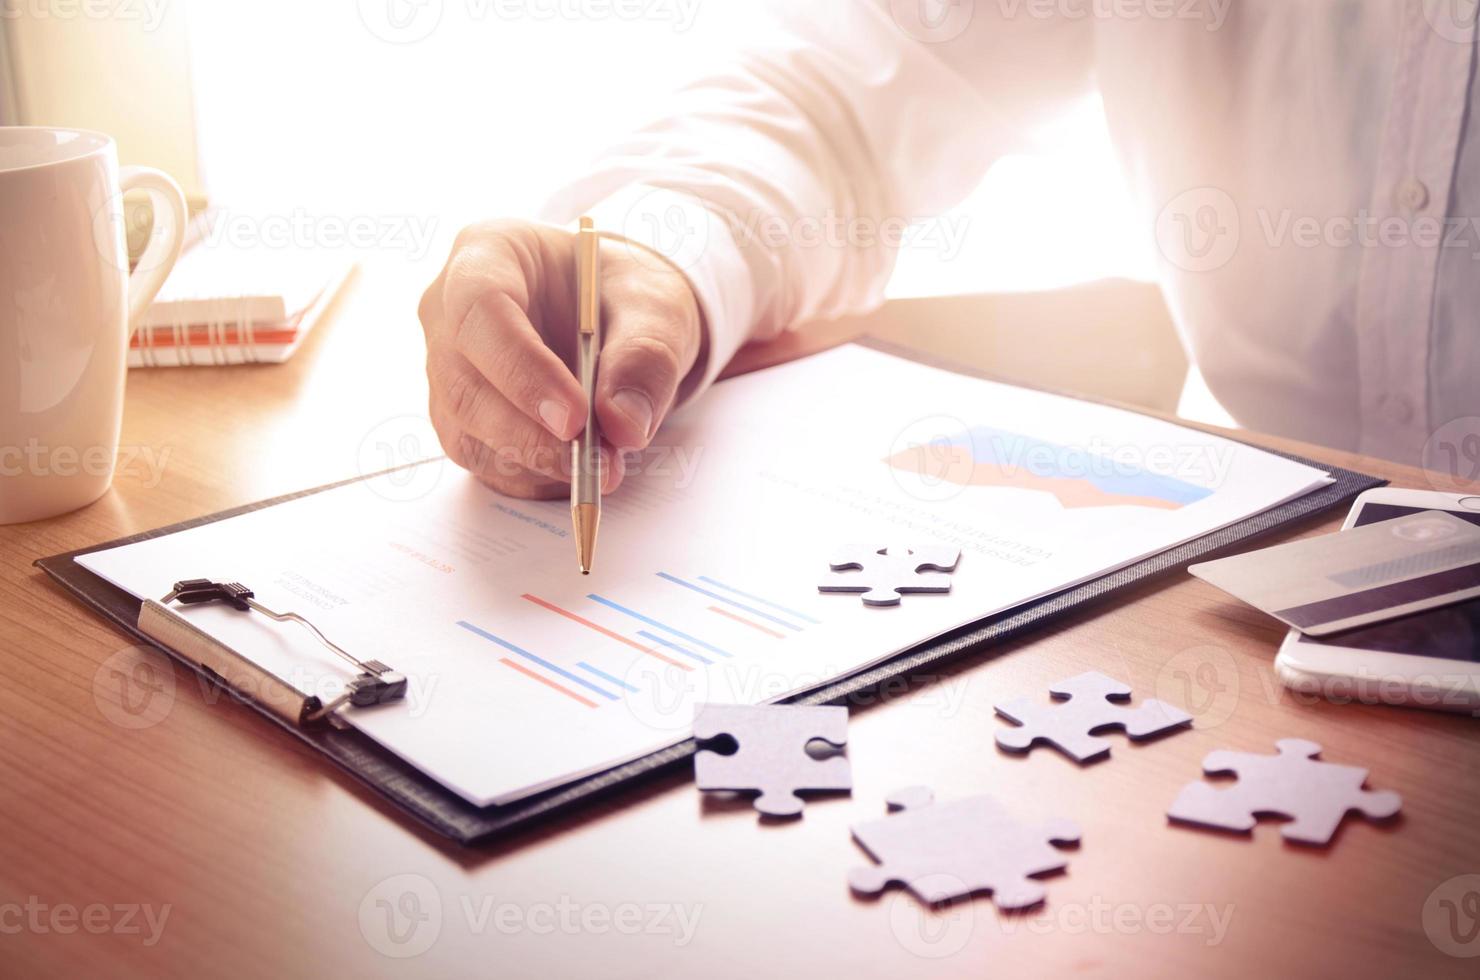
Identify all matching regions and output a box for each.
[1189,510,1480,636]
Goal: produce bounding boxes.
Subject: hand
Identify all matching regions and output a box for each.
[419,220,704,498]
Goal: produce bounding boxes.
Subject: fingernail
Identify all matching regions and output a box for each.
[538,399,571,438]
[599,447,622,492]
[611,388,655,442]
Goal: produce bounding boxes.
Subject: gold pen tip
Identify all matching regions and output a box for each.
[573,502,599,578]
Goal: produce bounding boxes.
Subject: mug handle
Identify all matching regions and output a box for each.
[117,165,189,339]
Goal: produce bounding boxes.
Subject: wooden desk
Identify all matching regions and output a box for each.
[3,259,1477,979]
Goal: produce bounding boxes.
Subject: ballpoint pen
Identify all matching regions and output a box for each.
[572,216,602,575]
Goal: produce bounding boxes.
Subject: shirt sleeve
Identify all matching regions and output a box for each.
[542,1,1092,397]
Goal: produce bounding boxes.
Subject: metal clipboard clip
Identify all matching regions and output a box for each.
[136,578,407,728]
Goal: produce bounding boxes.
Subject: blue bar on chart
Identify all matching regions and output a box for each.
[585,594,734,659]
[636,630,712,666]
[695,575,823,625]
[656,572,806,632]
[456,619,619,702]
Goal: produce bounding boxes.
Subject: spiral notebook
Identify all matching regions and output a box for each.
[131,210,355,368]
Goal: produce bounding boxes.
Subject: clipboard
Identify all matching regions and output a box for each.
[35,343,1386,846]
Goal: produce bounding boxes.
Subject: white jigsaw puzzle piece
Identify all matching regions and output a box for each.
[849,788,1080,909]
[1168,738,1403,845]
[693,703,851,818]
[994,671,1193,763]
[819,543,962,606]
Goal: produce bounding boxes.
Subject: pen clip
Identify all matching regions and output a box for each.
[577,216,599,337]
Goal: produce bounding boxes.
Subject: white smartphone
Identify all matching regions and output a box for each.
[1274,487,1480,714]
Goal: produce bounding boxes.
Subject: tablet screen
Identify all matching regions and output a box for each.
[1300,502,1480,662]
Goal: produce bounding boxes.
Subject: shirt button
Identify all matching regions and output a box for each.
[1396,177,1430,213]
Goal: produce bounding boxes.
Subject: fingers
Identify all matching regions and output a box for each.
[421,222,703,500]
[428,351,624,497]
[595,273,702,451]
[430,406,566,500]
[441,236,587,441]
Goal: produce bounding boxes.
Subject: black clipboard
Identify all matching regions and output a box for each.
[35,342,1386,845]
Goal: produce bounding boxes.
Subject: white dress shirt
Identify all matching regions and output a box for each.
[546,1,1480,467]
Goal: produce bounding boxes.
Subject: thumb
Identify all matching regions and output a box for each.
[595,286,701,451]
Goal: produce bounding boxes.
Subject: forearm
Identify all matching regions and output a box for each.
[544,2,1092,395]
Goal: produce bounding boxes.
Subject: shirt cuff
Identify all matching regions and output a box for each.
[579,185,756,404]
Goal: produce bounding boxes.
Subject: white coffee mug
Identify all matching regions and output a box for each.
[0,127,187,524]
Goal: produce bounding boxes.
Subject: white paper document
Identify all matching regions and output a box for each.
[79,345,1331,806]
